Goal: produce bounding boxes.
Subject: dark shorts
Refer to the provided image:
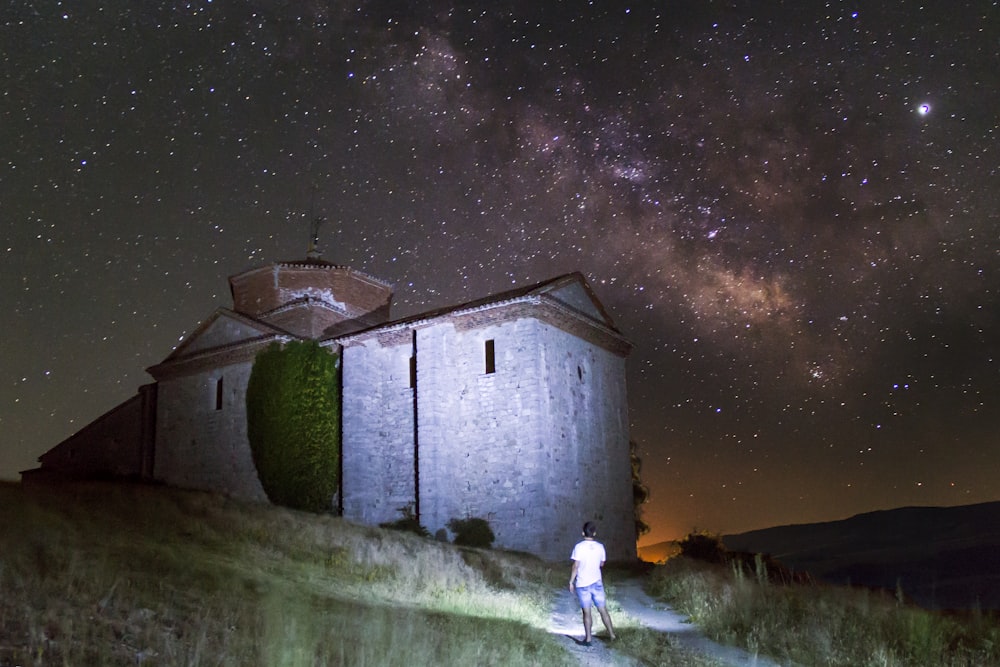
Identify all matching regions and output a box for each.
[575,581,607,609]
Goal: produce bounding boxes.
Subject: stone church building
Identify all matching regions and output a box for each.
[24,257,636,561]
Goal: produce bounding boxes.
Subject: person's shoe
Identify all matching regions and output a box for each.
[582,640,592,647]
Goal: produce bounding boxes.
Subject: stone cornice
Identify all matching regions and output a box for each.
[261,296,348,319]
[337,295,631,357]
[230,261,393,291]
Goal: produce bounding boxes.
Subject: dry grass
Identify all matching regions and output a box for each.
[646,554,1000,667]
[21,480,983,666]
[0,481,569,666]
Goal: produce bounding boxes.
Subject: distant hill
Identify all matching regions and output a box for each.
[722,501,1000,611]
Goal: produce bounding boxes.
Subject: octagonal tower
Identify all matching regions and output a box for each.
[229,259,393,339]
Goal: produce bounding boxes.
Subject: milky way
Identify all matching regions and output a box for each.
[3,1,998,543]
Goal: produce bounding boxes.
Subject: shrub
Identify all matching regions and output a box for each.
[678,531,727,563]
[448,517,495,549]
[380,504,430,537]
[246,340,340,512]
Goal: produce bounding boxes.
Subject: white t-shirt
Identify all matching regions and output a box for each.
[571,539,606,588]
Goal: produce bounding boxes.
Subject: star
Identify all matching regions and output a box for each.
[1,1,997,547]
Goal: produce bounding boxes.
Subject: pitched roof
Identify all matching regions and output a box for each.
[162,308,291,360]
[148,271,629,379]
[145,308,292,379]
[405,271,617,328]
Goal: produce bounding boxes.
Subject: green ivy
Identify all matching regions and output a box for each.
[246,340,340,512]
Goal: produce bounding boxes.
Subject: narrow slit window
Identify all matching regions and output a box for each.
[215,377,224,410]
[485,339,496,374]
[409,355,417,388]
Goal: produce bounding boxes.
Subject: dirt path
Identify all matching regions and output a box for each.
[548,578,789,666]
[548,581,638,667]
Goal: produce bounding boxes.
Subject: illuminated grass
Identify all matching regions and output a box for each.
[1,482,741,666]
[0,481,568,666]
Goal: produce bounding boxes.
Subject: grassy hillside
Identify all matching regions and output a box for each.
[8,482,996,667]
[723,502,1000,610]
[649,534,1000,667]
[0,481,574,666]
[2,481,727,667]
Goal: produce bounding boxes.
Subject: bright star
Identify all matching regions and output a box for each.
[917,103,931,116]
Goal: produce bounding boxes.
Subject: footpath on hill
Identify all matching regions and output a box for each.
[548,577,789,667]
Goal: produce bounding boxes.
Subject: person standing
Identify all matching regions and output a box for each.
[568,521,617,646]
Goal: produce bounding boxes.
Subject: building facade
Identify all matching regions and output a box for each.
[24,259,636,561]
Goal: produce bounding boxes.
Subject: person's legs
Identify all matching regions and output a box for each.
[581,581,615,641]
[596,604,616,640]
[575,583,597,644]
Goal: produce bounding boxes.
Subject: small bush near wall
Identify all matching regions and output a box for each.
[380,504,430,537]
[448,517,495,549]
[246,341,340,512]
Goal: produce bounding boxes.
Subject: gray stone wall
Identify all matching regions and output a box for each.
[415,318,549,553]
[153,362,268,501]
[145,305,634,562]
[535,323,636,561]
[414,315,635,561]
[339,338,416,525]
[335,311,634,561]
[30,264,635,563]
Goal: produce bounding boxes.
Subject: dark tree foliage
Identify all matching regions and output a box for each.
[630,440,651,537]
[447,517,495,549]
[246,340,340,512]
[678,532,727,564]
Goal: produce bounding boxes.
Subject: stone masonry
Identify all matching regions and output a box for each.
[25,259,637,562]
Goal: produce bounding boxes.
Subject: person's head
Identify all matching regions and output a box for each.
[582,521,597,538]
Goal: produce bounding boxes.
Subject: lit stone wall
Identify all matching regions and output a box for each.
[535,321,636,562]
[413,318,544,553]
[151,300,634,562]
[339,336,417,525]
[413,314,635,562]
[337,311,634,561]
[153,362,268,501]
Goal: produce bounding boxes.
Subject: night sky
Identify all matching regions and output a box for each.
[3,1,998,546]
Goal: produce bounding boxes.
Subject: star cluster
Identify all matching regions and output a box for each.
[3,1,998,544]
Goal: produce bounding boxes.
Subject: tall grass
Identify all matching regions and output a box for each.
[0,481,569,666]
[16,481,987,666]
[646,551,1000,667]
